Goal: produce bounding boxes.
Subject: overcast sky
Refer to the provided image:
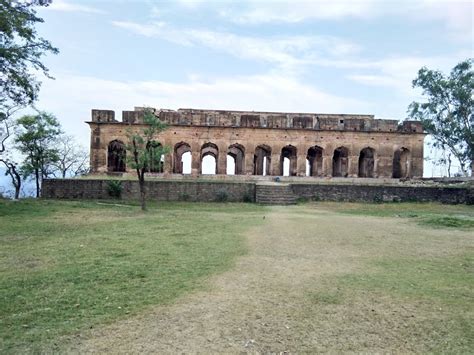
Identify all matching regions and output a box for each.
[30,0,473,177]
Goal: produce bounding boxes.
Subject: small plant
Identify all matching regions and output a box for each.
[215,188,229,202]
[373,194,383,203]
[242,190,253,203]
[107,180,123,199]
[179,192,190,201]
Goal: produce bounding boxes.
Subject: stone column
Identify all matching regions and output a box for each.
[191,151,200,177]
[323,152,333,177]
[348,154,359,177]
[245,149,255,175]
[271,153,281,176]
[296,153,306,176]
[217,145,227,175]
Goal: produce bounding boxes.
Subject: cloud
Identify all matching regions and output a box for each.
[112,21,360,73]
[36,72,369,147]
[219,0,471,41]
[222,0,377,24]
[47,0,105,14]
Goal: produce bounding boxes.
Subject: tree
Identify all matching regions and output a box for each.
[1,157,21,199]
[0,0,58,112]
[15,112,61,197]
[53,134,89,178]
[408,59,474,176]
[126,109,169,211]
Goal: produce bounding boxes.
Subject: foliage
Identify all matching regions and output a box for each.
[106,179,123,199]
[126,109,169,210]
[15,112,61,197]
[215,188,229,202]
[0,0,58,112]
[242,190,253,203]
[0,199,263,352]
[408,59,474,176]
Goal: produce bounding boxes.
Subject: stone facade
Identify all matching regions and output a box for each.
[88,107,425,178]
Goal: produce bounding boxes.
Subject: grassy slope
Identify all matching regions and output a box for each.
[0,200,265,353]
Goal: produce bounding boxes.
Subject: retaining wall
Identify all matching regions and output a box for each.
[42,179,473,204]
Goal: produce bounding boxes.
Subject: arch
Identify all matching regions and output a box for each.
[280,145,297,176]
[227,143,245,175]
[358,147,375,178]
[393,147,411,178]
[307,146,323,177]
[201,142,218,174]
[174,142,191,174]
[332,146,349,177]
[146,140,164,173]
[107,140,126,172]
[254,145,271,175]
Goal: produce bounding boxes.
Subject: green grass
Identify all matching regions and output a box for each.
[321,201,474,229]
[0,199,266,353]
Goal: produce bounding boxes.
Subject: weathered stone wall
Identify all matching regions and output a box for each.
[89,108,425,179]
[42,179,255,202]
[42,179,472,204]
[291,184,472,204]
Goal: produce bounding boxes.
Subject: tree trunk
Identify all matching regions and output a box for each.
[139,173,146,211]
[35,168,40,198]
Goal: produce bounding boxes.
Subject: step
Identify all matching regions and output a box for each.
[255,183,298,205]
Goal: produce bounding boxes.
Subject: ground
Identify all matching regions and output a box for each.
[1,200,473,353]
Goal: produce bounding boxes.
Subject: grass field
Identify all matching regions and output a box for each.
[0,199,265,353]
[0,199,473,353]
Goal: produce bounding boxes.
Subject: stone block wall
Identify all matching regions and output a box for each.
[291,184,471,204]
[42,179,256,202]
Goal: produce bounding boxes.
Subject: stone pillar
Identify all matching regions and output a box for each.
[191,144,201,176]
[271,153,280,176]
[348,154,359,177]
[217,145,227,175]
[323,152,333,177]
[297,153,306,176]
[245,149,255,175]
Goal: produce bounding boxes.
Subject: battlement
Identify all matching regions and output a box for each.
[90,108,424,133]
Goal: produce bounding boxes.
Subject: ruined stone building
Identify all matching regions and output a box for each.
[88,107,425,178]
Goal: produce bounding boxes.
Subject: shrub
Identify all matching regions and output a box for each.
[107,180,123,199]
[215,188,229,202]
[179,192,190,201]
[242,190,253,203]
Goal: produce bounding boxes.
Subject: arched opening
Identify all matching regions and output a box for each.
[307,146,323,177]
[201,142,218,175]
[393,147,411,178]
[181,151,191,174]
[227,144,245,175]
[280,145,297,176]
[146,140,164,173]
[254,145,271,175]
[358,147,375,177]
[174,142,191,174]
[107,140,126,172]
[332,146,349,177]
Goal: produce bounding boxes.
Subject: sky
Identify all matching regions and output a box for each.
[3,0,473,192]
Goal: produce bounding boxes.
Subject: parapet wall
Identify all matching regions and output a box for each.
[90,108,423,133]
[42,179,472,204]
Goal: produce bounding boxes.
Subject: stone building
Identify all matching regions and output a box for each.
[88,107,425,178]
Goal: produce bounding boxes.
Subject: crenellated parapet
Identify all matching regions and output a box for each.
[90,107,423,133]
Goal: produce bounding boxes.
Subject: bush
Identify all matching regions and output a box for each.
[242,190,254,203]
[179,192,190,201]
[107,180,123,199]
[215,188,229,202]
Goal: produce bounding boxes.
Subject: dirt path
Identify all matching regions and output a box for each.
[66,205,470,353]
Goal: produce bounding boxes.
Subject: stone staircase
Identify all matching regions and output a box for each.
[256,183,298,205]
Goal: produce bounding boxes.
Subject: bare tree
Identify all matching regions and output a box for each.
[53,135,89,178]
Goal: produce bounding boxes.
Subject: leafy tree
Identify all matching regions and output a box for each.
[408,59,474,176]
[0,0,58,112]
[15,112,61,197]
[126,109,169,211]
